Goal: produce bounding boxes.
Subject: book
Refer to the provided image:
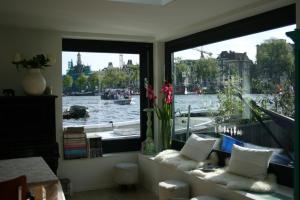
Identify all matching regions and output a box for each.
[88,137,103,158]
[64,127,84,133]
[63,126,87,159]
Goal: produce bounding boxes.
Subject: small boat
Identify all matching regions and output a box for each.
[101,89,129,100]
[114,96,132,105]
[101,89,132,105]
[101,91,119,100]
[63,105,89,119]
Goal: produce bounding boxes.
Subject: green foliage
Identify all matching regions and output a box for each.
[216,76,243,123]
[88,72,101,90]
[76,73,88,91]
[13,54,52,69]
[193,58,218,80]
[174,57,190,85]
[174,57,218,93]
[63,75,73,92]
[256,39,294,86]
[101,68,129,88]
[127,64,140,88]
[273,80,295,117]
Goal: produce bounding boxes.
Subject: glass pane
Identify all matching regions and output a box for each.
[62,52,140,140]
[173,24,296,167]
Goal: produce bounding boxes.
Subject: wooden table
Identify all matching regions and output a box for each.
[0,157,64,200]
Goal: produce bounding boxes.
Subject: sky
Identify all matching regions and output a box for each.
[175,25,296,62]
[62,52,139,75]
[62,25,295,75]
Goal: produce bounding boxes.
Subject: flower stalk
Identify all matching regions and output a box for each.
[145,79,173,149]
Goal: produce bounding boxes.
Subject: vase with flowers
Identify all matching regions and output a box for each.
[145,79,173,150]
[12,53,55,95]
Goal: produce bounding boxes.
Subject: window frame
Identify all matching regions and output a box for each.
[62,38,153,153]
[164,4,296,188]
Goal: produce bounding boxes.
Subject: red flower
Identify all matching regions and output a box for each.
[146,84,157,101]
[161,82,173,104]
[165,94,172,104]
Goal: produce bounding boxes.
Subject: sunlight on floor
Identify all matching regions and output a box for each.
[71,187,158,200]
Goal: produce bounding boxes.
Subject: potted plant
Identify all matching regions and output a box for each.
[145,80,173,150]
[12,53,55,95]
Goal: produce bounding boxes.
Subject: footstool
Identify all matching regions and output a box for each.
[158,180,189,200]
[191,196,221,200]
[114,162,138,186]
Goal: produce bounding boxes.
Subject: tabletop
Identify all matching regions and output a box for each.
[0,157,58,185]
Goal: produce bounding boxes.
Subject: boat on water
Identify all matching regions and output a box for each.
[101,89,132,105]
[63,105,89,119]
[114,97,132,105]
[68,91,97,96]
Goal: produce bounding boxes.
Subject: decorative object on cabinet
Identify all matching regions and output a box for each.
[12,53,56,96]
[2,89,15,96]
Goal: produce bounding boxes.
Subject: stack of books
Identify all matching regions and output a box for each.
[63,127,88,159]
[88,137,103,158]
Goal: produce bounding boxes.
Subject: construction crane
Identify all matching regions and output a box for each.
[193,47,212,59]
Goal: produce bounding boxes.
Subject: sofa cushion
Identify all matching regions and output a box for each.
[190,168,277,193]
[154,149,204,171]
[227,144,273,180]
[180,134,216,162]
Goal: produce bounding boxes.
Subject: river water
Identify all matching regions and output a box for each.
[63,94,221,127]
[62,94,268,127]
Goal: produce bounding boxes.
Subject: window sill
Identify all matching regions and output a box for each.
[63,151,139,161]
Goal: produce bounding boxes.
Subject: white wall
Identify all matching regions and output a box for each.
[59,152,138,192]
[153,42,165,151]
[0,25,154,192]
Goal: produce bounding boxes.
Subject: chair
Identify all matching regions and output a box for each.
[0,175,32,200]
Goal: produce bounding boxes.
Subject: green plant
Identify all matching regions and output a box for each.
[216,76,243,124]
[12,54,54,69]
[145,79,173,149]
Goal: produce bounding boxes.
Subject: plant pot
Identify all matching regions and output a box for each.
[161,119,172,150]
[22,68,46,95]
[141,108,156,155]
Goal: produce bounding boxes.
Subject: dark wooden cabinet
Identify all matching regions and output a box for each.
[0,96,59,173]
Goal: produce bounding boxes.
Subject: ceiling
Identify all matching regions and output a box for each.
[0,0,295,41]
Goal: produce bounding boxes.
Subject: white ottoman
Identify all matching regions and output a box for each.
[158,180,189,200]
[191,196,221,200]
[114,162,138,185]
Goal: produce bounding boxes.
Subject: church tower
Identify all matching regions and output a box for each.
[77,52,82,65]
[119,54,124,68]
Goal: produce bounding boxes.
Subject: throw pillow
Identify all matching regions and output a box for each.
[180,134,216,162]
[227,144,273,180]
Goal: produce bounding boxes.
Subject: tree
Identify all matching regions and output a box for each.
[101,68,128,88]
[63,75,73,94]
[194,58,218,79]
[256,39,294,88]
[88,72,101,91]
[192,58,218,92]
[250,39,295,117]
[76,73,88,92]
[216,75,244,123]
[174,57,190,86]
[128,64,140,89]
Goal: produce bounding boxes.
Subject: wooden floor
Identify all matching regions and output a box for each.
[71,187,158,200]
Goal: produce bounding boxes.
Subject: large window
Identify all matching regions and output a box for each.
[62,39,153,153]
[172,25,295,167]
[165,4,296,187]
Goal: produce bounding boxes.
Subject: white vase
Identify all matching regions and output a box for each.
[22,68,46,95]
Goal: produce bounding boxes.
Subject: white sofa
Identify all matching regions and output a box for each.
[138,153,293,200]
